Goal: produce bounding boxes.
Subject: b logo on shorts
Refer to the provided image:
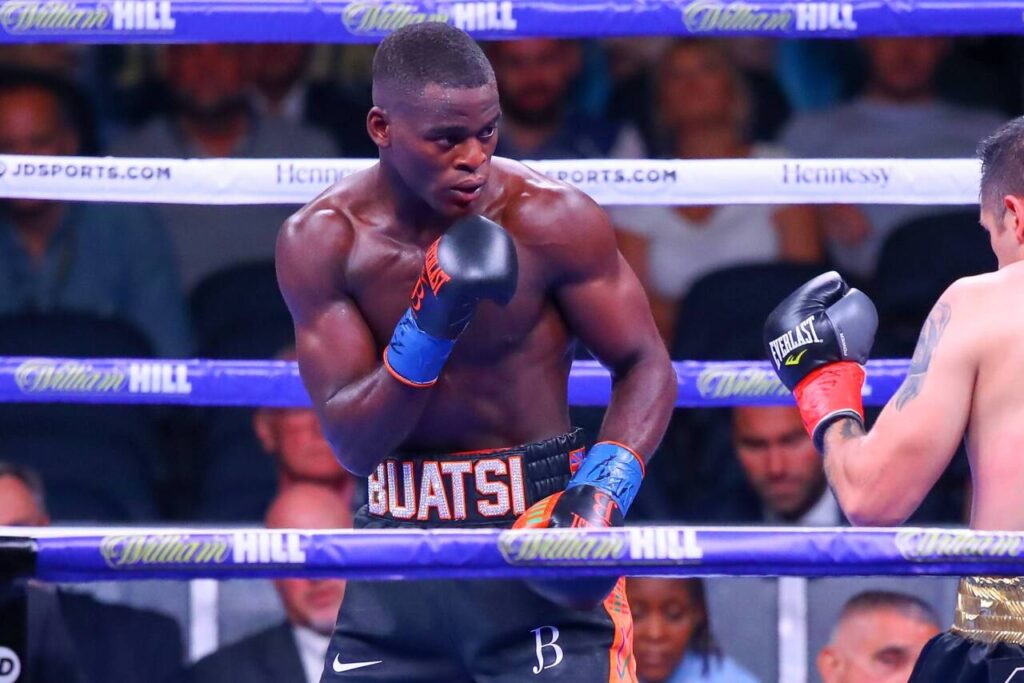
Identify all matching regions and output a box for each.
[531,626,563,674]
[988,659,1024,683]
[0,647,21,683]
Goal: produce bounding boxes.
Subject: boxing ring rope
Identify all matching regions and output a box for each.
[5,0,1024,43]
[2,527,1022,582]
[0,358,910,407]
[0,155,981,206]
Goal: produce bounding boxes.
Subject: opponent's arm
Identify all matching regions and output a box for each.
[821,290,975,525]
[276,209,432,476]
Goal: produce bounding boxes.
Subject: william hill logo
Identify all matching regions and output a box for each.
[682,1,857,34]
[15,359,192,395]
[342,2,517,35]
[1,0,175,34]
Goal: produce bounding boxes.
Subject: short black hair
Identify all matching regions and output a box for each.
[834,590,940,636]
[979,116,1024,213]
[372,22,494,104]
[0,66,97,154]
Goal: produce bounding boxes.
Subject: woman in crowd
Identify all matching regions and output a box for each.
[612,39,822,341]
[629,577,760,683]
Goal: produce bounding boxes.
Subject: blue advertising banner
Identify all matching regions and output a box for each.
[2,1,1024,44]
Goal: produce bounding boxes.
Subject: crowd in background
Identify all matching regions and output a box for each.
[0,35,1018,682]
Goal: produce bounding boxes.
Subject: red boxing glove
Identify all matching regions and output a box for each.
[793,361,865,452]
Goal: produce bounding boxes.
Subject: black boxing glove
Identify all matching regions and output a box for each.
[763,271,878,451]
[385,215,518,386]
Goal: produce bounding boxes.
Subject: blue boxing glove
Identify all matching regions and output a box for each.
[513,442,645,610]
[384,215,517,386]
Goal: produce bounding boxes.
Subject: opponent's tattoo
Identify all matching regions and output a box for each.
[893,302,951,411]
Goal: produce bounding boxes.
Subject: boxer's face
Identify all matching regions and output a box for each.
[0,476,48,526]
[733,406,826,520]
[254,408,347,483]
[817,609,939,683]
[629,578,703,683]
[373,82,500,217]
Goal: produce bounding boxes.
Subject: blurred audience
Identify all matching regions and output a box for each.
[242,44,376,158]
[817,591,941,683]
[178,483,351,683]
[629,577,759,683]
[111,45,335,289]
[0,67,191,357]
[731,406,838,525]
[0,462,184,683]
[488,39,645,159]
[611,40,821,340]
[781,38,1004,280]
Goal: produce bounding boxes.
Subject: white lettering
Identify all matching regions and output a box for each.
[476,459,511,517]
[441,461,472,521]
[531,626,563,674]
[417,462,451,521]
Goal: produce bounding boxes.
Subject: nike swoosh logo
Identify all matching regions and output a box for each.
[784,349,807,366]
[333,656,382,674]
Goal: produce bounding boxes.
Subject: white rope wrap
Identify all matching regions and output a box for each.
[0,156,981,206]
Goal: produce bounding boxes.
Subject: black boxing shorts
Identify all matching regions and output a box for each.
[909,577,1024,683]
[319,429,638,683]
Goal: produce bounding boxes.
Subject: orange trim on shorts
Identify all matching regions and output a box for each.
[597,440,646,477]
[603,578,638,683]
[382,349,437,388]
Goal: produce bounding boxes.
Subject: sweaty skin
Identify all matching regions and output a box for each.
[277,85,674,477]
[821,203,1024,530]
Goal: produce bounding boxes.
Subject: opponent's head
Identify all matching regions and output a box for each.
[0,462,50,526]
[732,405,826,521]
[488,39,580,127]
[369,23,498,217]
[658,39,749,139]
[862,37,948,103]
[978,116,1024,268]
[817,591,940,683]
[266,483,351,635]
[628,577,718,683]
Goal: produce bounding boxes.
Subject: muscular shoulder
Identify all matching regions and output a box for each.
[495,158,618,283]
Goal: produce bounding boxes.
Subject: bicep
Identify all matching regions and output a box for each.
[866,298,974,483]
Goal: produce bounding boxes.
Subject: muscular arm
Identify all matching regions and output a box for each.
[821,286,975,525]
[276,209,432,476]
[546,193,676,460]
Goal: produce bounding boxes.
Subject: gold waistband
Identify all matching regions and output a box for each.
[952,577,1024,645]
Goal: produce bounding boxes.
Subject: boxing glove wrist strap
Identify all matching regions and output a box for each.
[383,309,455,387]
[566,441,645,515]
[793,361,866,453]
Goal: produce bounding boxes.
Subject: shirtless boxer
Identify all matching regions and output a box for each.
[763,116,1024,682]
[276,23,675,683]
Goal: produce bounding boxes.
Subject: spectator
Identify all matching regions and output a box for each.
[629,577,759,683]
[731,405,838,525]
[0,462,185,683]
[0,67,192,358]
[111,45,335,289]
[179,483,351,683]
[817,591,941,683]
[781,38,1005,280]
[488,38,646,160]
[611,40,821,341]
[243,44,376,158]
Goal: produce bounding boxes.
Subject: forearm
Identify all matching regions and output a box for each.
[821,418,912,526]
[597,346,676,460]
[319,368,432,477]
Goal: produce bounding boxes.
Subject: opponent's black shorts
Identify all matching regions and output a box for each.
[910,578,1024,683]
[319,429,637,683]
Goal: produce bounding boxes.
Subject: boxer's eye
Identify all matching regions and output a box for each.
[479,126,496,139]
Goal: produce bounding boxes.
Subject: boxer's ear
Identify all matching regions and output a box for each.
[366,106,390,148]
[816,646,840,682]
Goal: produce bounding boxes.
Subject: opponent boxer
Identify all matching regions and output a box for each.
[276,23,675,683]
[763,116,1024,682]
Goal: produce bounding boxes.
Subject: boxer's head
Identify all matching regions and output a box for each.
[817,591,940,683]
[978,116,1024,268]
[732,405,826,521]
[628,577,717,683]
[369,23,498,218]
[266,483,351,635]
[0,462,49,526]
